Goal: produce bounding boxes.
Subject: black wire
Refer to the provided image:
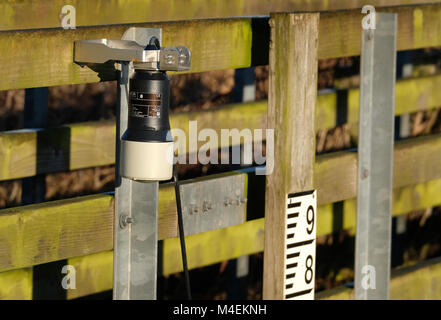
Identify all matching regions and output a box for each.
[173,164,192,300]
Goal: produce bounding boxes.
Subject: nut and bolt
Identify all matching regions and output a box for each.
[188,203,199,215]
[203,200,213,213]
[119,215,135,229]
[224,197,247,207]
[224,198,234,207]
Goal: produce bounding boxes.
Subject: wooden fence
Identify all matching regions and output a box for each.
[1,1,441,299]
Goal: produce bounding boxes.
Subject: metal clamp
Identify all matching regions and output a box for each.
[74,28,191,71]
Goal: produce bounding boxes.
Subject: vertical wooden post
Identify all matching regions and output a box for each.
[263,12,319,300]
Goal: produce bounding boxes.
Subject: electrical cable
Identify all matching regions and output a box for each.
[173,164,192,300]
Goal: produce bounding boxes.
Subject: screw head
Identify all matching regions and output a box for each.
[224,198,233,207]
[203,200,213,213]
[119,215,135,229]
[361,168,369,180]
[188,203,199,215]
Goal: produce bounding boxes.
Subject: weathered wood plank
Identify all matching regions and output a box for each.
[163,218,264,276]
[0,172,237,272]
[318,256,441,300]
[0,194,114,273]
[1,175,441,283]
[319,4,441,59]
[63,252,441,299]
[67,251,113,300]
[1,4,441,90]
[1,134,441,272]
[315,151,358,205]
[1,0,432,31]
[317,178,441,237]
[394,134,441,188]
[0,100,266,181]
[0,186,177,273]
[263,12,319,300]
[66,218,265,298]
[0,121,439,202]
[348,74,441,126]
[0,97,328,181]
[0,121,115,181]
[0,18,252,90]
[56,180,441,298]
[167,175,441,274]
[64,248,441,299]
[171,101,267,155]
[0,268,33,300]
[2,174,441,299]
[315,133,441,205]
[2,73,441,182]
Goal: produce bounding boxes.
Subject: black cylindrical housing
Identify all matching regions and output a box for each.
[123,70,172,142]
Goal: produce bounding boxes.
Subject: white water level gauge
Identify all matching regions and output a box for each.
[283,190,317,300]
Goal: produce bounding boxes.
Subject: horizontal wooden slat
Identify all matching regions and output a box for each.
[5,242,441,299]
[67,251,113,300]
[1,133,441,272]
[171,101,268,155]
[68,218,264,299]
[317,256,441,300]
[0,194,114,273]
[317,178,441,237]
[348,73,441,126]
[0,101,266,181]
[316,133,441,204]
[319,4,441,59]
[0,171,239,272]
[2,73,441,181]
[59,184,441,298]
[0,18,253,90]
[0,121,116,181]
[2,176,441,298]
[0,268,32,300]
[1,0,432,31]
[162,178,441,276]
[1,4,441,90]
[315,151,358,205]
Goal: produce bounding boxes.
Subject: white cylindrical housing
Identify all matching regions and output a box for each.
[120,140,174,181]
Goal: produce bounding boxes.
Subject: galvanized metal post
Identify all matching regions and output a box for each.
[113,61,159,300]
[355,12,397,300]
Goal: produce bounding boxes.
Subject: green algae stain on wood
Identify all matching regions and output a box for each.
[0,268,32,300]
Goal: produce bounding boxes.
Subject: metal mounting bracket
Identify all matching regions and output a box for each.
[179,173,247,236]
[113,28,163,301]
[74,27,190,71]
